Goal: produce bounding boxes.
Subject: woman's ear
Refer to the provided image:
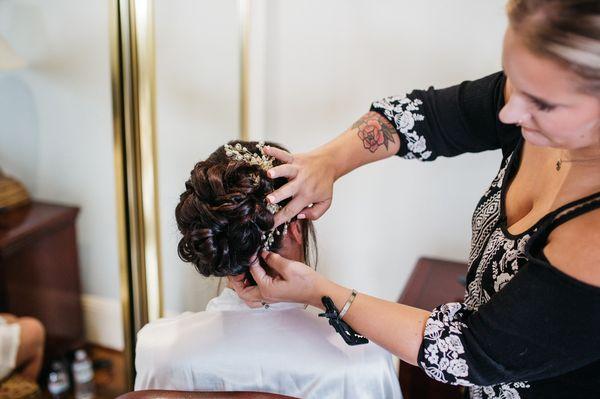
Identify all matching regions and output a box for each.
[287,220,303,245]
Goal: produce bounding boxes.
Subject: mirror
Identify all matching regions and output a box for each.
[0,0,126,397]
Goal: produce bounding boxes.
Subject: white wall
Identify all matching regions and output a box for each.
[0,1,122,347]
[155,0,241,313]
[263,0,507,302]
[154,0,508,313]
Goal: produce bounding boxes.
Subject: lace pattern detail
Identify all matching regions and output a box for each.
[470,382,531,399]
[418,147,532,398]
[420,303,473,386]
[371,95,431,160]
[468,153,513,268]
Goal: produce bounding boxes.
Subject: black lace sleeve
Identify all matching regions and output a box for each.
[417,259,600,387]
[370,71,520,161]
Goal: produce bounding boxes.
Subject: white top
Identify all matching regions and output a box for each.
[135,288,402,399]
[0,316,20,380]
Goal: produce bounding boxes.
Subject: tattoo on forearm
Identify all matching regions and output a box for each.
[352,112,397,153]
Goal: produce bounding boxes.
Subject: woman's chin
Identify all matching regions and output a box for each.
[521,127,554,147]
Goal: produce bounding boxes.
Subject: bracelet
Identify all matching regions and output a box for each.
[338,289,358,320]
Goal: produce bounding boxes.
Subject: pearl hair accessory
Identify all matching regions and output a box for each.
[224,141,275,171]
[224,141,289,251]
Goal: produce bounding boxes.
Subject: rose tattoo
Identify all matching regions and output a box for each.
[353,112,396,153]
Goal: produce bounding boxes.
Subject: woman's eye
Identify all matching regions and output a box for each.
[533,100,555,112]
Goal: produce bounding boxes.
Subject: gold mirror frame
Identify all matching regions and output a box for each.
[110,0,250,388]
[110,0,163,388]
[239,0,250,141]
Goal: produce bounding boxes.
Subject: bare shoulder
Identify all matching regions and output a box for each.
[543,206,600,288]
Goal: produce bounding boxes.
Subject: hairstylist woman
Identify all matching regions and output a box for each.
[229,1,600,397]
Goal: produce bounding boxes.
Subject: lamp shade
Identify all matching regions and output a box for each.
[0,34,26,70]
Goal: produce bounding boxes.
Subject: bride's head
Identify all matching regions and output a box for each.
[175,140,317,281]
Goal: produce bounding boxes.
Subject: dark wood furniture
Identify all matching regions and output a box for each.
[397,257,468,399]
[116,391,299,399]
[0,201,85,360]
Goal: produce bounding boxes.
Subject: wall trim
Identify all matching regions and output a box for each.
[82,294,181,351]
[81,294,124,351]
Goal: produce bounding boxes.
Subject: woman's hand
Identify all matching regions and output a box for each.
[263,112,401,227]
[228,251,328,308]
[263,146,337,227]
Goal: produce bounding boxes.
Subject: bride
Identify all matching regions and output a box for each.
[134,140,402,399]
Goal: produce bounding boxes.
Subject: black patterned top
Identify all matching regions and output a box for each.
[371,72,600,399]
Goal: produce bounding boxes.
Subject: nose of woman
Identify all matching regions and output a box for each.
[499,94,531,127]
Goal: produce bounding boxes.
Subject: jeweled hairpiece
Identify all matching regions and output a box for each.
[224,141,288,251]
[224,141,275,171]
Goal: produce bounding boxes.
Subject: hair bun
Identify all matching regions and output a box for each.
[175,141,285,277]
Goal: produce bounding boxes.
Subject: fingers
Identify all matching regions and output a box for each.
[236,259,266,302]
[245,300,265,309]
[230,259,276,308]
[267,164,298,180]
[266,181,298,206]
[238,285,264,303]
[297,200,331,221]
[273,196,308,227]
[245,296,275,308]
[228,275,247,295]
[228,274,246,287]
[263,146,294,164]
[230,273,245,282]
[260,251,290,277]
[267,191,308,228]
[249,261,271,287]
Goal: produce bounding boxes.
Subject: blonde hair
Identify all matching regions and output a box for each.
[507,0,600,94]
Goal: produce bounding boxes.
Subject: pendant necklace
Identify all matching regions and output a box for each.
[556,152,600,171]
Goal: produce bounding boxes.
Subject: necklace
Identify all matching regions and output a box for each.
[556,153,600,171]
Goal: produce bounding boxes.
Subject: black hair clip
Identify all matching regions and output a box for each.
[318,296,369,346]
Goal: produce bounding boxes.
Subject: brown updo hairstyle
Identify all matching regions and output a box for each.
[506,0,600,94]
[175,140,317,280]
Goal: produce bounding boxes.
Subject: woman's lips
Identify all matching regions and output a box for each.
[521,126,539,134]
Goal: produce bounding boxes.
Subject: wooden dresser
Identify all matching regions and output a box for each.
[0,201,85,359]
[398,257,468,399]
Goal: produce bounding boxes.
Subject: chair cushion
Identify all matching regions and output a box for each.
[116,390,299,399]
